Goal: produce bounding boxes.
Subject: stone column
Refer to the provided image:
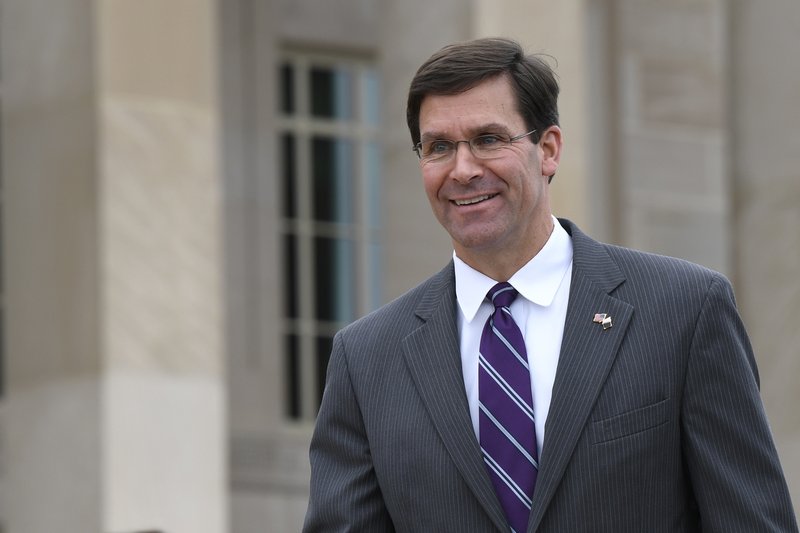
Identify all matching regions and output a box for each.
[730,0,800,503]
[610,0,732,274]
[1,0,227,531]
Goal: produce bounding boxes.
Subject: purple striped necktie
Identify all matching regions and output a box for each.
[479,282,538,533]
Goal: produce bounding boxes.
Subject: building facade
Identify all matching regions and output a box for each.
[0,0,797,532]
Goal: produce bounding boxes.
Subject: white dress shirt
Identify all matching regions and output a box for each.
[454,217,573,455]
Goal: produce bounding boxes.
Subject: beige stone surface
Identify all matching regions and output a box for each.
[103,373,226,533]
[1,0,228,531]
[5,379,102,533]
[218,0,287,437]
[102,98,222,376]
[232,490,308,533]
[735,180,800,501]
[278,0,381,49]
[615,0,731,276]
[731,0,800,502]
[637,59,724,129]
[99,0,217,107]
[2,3,104,530]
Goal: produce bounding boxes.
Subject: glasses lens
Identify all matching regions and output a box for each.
[421,140,454,160]
[418,132,519,162]
[470,134,510,156]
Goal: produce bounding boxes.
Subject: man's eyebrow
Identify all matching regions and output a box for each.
[475,123,513,135]
[419,130,448,142]
[419,123,513,141]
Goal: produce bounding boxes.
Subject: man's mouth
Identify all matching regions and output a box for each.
[453,194,497,206]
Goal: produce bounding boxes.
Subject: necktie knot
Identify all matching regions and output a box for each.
[488,282,518,310]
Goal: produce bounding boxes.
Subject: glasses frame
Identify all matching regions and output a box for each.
[413,129,537,163]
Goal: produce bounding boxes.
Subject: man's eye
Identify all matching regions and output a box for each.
[474,134,503,147]
[429,141,453,154]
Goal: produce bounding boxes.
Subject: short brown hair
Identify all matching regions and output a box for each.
[406,37,560,149]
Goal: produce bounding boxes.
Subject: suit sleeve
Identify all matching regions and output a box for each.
[682,274,798,532]
[302,331,395,533]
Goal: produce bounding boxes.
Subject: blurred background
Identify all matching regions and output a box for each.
[0,0,797,531]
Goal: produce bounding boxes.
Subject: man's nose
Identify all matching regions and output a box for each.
[449,142,482,183]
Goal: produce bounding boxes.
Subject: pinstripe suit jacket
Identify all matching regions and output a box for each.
[303,219,797,532]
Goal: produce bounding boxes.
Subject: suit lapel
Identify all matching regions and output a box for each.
[528,220,635,531]
[402,264,508,532]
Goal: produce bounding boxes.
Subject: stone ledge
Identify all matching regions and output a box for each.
[230,433,311,495]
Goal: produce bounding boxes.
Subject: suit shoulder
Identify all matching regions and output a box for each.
[563,217,729,292]
[600,243,736,308]
[605,242,725,282]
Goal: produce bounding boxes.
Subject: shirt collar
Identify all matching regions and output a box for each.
[454,217,573,323]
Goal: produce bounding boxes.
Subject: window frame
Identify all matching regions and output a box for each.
[276,50,382,422]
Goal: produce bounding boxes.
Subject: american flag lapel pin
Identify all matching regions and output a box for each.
[593,313,613,330]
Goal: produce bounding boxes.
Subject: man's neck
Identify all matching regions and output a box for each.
[455,217,556,281]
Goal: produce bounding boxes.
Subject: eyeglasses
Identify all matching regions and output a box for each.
[413,129,537,163]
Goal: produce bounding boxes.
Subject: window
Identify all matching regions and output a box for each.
[278,52,382,421]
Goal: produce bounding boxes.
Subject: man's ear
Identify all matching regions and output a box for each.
[539,125,563,178]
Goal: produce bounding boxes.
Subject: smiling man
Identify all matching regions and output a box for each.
[417,74,559,282]
[303,38,798,532]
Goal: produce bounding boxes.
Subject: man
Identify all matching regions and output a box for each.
[303,37,797,532]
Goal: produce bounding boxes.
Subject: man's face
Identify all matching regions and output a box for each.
[418,75,561,269]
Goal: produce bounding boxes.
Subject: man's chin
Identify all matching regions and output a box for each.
[450,231,507,256]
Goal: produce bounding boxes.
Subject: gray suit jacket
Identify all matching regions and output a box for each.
[304,219,797,532]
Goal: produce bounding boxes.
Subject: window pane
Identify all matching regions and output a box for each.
[279,63,295,114]
[310,66,353,119]
[314,236,354,322]
[362,68,381,126]
[316,336,333,413]
[364,141,382,229]
[281,133,296,219]
[284,334,301,419]
[312,136,353,223]
[367,241,383,312]
[283,234,298,319]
